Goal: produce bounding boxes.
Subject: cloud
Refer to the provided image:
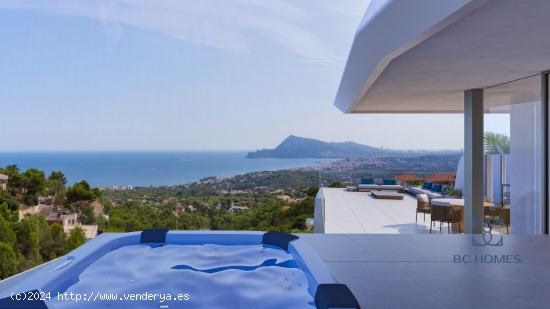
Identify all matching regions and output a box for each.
[0,0,368,62]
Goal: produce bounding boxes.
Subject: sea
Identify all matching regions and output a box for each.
[0,152,334,187]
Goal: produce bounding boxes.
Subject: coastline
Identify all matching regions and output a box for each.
[0,151,336,188]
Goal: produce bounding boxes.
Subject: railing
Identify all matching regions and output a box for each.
[317,171,443,187]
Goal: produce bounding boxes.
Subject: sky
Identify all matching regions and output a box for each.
[0,0,507,151]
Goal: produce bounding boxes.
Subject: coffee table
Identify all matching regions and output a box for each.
[371,191,404,200]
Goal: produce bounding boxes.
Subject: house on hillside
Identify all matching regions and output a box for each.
[227,205,248,214]
[426,173,456,188]
[0,174,8,190]
[19,206,98,239]
[173,204,186,216]
[90,201,104,217]
[59,209,98,239]
[38,196,53,205]
[18,204,54,220]
[395,173,423,186]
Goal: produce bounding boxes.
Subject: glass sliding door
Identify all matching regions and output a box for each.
[546,72,550,234]
[484,75,544,234]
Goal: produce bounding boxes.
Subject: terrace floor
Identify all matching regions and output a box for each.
[318,187,435,234]
[300,233,550,309]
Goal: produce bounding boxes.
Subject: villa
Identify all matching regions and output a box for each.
[2,1,550,308]
[227,204,249,214]
[19,205,99,240]
[318,0,550,237]
[314,0,550,307]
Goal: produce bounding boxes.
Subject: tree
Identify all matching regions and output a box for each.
[328,182,344,188]
[22,169,46,206]
[37,216,55,260]
[23,169,46,195]
[13,217,40,262]
[306,186,319,197]
[47,171,67,205]
[50,224,67,257]
[484,132,511,155]
[66,181,99,203]
[0,242,19,279]
[0,216,16,246]
[3,164,20,176]
[23,194,38,207]
[79,205,96,224]
[3,165,23,191]
[0,192,20,213]
[67,227,86,251]
[96,213,106,233]
[48,171,67,185]
[0,201,13,221]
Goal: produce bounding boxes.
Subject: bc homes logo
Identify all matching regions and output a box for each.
[453,219,521,264]
[472,220,503,247]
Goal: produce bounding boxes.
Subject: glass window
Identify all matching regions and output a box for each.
[484,75,543,234]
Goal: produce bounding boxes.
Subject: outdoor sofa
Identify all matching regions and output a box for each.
[356,178,404,191]
[407,181,445,198]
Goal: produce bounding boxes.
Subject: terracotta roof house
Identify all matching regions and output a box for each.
[426,173,456,186]
[90,201,104,217]
[395,173,423,185]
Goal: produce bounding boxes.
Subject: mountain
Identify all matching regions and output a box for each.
[247,135,460,159]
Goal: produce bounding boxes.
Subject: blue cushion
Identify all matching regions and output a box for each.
[431,184,442,192]
[383,179,397,185]
[360,178,374,185]
[422,181,432,189]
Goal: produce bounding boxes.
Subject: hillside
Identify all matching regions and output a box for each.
[247,135,460,159]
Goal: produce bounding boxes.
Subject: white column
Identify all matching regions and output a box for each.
[464,89,484,234]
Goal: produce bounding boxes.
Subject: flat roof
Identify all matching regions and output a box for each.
[335,0,550,113]
[317,188,433,234]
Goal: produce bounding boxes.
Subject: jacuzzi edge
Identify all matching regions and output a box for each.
[0,231,335,295]
[0,230,358,308]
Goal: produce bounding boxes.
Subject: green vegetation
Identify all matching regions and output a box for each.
[0,202,87,279]
[0,166,92,279]
[210,193,317,232]
[67,226,86,251]
[103,186,319,234]
[484,131,511,155]
[328,182,345,188]
[0,165,322,279]
[66,181,101,203]
[0,242,18,279]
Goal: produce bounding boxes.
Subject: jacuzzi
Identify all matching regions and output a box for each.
[0,230,360,308]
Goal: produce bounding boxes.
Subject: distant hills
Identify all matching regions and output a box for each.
[247,135,461,159]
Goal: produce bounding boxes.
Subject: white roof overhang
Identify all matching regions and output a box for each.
[335,0,550,113]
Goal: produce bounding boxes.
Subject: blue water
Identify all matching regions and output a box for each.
[52,244,315,309]
[0,152,333,186]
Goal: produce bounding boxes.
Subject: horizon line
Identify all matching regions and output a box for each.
[0,148,465,153]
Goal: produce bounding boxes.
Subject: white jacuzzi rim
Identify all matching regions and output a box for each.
[0,230,338,303]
